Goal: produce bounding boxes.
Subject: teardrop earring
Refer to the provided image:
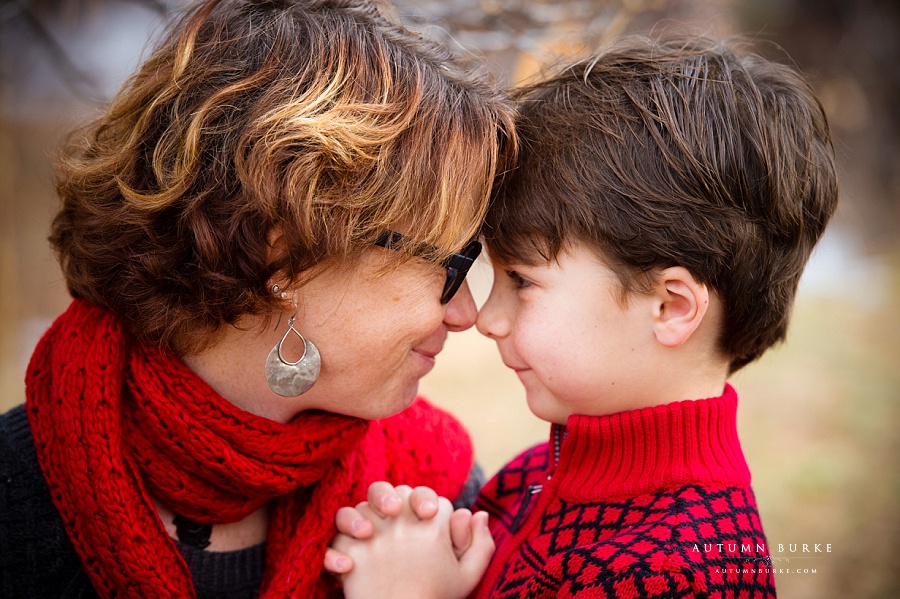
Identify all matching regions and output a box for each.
[265,286,321,396]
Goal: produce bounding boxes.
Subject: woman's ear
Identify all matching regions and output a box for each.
[266,226,294,308]
[266,225,287,265]
[651,266,709,348]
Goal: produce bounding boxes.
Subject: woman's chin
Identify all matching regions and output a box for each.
[327,383,422,421]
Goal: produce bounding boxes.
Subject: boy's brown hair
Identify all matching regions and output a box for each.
[485,34,838,372]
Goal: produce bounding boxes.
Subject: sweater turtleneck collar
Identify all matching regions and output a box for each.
[551,384,751,502]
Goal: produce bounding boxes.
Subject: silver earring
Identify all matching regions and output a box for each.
[265,315,321,396]
[271,284,288,300]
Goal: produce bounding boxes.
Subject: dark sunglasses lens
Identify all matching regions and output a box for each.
[439,241,481,303]
[464,240,482,260]
[441,268,463,304]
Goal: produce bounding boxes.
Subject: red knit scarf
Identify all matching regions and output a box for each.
[25,299,472,598]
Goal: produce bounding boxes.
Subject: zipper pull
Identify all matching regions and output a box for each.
[510,484,543,533]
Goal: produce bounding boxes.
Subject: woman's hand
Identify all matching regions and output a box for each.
[325,483,494,599]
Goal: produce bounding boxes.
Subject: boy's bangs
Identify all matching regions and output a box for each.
[484,155,583,268]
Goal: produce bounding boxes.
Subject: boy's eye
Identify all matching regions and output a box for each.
[505,270,531,289]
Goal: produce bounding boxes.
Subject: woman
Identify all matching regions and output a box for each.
[0,0,515,597]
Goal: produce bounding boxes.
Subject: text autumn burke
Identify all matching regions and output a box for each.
[690,543,833,554]
[691,542,831,555]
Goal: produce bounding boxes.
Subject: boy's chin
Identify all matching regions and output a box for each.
[524,391,571,426]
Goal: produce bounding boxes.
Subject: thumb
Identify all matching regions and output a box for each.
[457,511,495,591]
[450,509,473,557]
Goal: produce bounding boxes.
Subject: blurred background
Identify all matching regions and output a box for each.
[1,0,897,597]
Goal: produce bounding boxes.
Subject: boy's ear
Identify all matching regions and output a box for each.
[650,267,709,348]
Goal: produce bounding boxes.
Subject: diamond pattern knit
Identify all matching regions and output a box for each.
[472,386,776,598]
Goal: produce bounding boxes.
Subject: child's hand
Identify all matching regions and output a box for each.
[325,482,475,573]
[344,481,445,533]
[328,484,494,599]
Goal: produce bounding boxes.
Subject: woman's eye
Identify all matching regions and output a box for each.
[505,270,531,289]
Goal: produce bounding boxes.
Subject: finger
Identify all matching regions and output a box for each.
[329,531,358,560]
[458,511,495,590]
[366,481,404,517]
[449,508,473,556]
[433,495,454,526]
[323,547,354,574]
[409,486,441,520]
[351,501,381,520]
[335,506,374,538]
[394,484,413,500]
[393,485,415,517]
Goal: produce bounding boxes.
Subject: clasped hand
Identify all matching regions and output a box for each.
[324,482,494,599]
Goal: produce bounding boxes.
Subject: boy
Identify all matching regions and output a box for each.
[327,34,837,598]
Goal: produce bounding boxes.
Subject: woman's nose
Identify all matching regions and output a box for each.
[442,280,477,332]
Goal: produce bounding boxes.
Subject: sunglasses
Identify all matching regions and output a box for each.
[373,230,482,304]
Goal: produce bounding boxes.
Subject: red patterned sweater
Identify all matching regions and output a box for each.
[472,385,776,598]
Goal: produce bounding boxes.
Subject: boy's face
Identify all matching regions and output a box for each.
[476,242,660,424]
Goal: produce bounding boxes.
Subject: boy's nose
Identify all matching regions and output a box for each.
[476,288,509,339]
[443,281,477,332]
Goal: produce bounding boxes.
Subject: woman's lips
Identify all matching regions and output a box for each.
[412,348,439,368]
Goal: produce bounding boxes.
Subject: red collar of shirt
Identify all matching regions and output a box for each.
[552,384,751,502]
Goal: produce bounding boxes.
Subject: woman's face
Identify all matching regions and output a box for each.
[287,246,477,420]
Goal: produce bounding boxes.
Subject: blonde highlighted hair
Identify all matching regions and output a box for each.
[51,0,516,355]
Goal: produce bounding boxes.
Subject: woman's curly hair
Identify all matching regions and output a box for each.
[51,0,516,355]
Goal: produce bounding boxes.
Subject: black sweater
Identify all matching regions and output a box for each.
[1,404,267,598]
